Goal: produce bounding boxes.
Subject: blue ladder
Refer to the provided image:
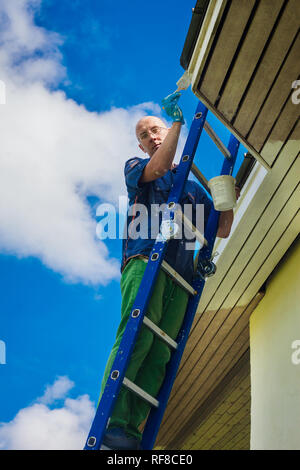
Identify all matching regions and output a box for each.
[84,100,240,450]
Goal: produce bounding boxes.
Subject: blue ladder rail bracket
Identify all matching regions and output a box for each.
[84,101,240,450]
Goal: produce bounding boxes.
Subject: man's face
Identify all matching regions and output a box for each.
[136,117,169,158]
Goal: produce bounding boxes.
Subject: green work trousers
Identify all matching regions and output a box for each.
[98,257,189,440]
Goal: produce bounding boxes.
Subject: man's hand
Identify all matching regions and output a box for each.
[162,91,185,124]
[217,210,233,238]
[235,186,241,201]
[216,186,240,238]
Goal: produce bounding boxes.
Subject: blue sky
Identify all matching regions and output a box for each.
[0,0,246,449]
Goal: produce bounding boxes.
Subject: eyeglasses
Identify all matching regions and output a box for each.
[138,126,168,141]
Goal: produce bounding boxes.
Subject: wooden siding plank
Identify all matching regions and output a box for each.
[158,336,250,447]
[201,401,250,450]
[260,102,300,166]
[184,382,250,449]
[218,415,250,450]
[233,0,300,136]
[176,304,248,384]
[248,32,300,152]
[189,0,228,88]
[231,187,300,307]
[166,349,251,449]
[211,416,250,449]
[158,326,250,444]
[193,85,272,169]
[199,0,256,105]
[166,296,253,401]
[168,298,253,407]
[180,364,250,448]
[217,0,285,122]
[195,394,250,450]
[161,324,250,444]
[238,205,300,307]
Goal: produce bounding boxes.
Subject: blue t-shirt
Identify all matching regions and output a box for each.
[122,157,213,283]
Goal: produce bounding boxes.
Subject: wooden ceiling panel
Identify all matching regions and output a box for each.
[216,0,285,122]
[248,33,300,156]
[199,0,256,105]
[233,0,300,137]
[173,350,251,450]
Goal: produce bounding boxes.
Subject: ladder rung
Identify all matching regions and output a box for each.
[191,163,210,194]
[203,121,232,160]
[174,208,208,248]
[161,260,196,296]
[143,316,178,350]
[123,377,159,408]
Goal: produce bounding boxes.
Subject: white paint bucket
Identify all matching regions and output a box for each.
[208,175,236,211]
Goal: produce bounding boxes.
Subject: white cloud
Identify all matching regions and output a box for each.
[0,376,95,450]
[37,375,75,405]
[0,0,176,286]
[0,0,65,86]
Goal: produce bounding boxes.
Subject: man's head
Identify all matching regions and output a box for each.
[135,116,169,158]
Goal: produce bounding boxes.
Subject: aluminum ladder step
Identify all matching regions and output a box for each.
[123,377,159,408]
[203,121,231,160]
[141,257,197,296]
[174,207,208,248]
[161,260,197,296]
[143,316,178,350]
[191,163,210,194]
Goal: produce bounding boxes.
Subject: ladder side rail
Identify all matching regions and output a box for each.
[166,102,208,207]
[140,263,206,450]
[84,243,166,450]
[84,102,209,450]
[220,133,240,175]
[141,134,240,450]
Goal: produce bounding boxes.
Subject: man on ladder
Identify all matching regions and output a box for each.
[98,92,236,450]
